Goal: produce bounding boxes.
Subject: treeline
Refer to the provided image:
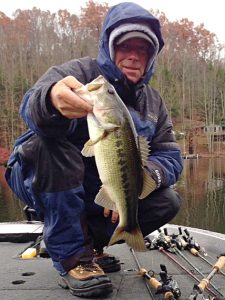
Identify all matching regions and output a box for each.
[153,10,225,133]
[0,1,224,152]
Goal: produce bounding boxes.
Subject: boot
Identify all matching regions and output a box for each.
[58,261,113,297]
[93,249,121,273]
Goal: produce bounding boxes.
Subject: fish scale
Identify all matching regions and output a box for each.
[77,75,156,252]
[95,120,141,219]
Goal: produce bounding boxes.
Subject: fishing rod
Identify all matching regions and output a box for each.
[130,248,155,300]
[182,228,201,251]
[189,248,225,278]
[172,246,224,297]
[161,227,224,275]
[180,229,225,278]
[159,263,181,299]
[146,232,218,298]
[157,246,218,298]
[186,256,225,300]
[130,248,180,300]
[161,228,224,297]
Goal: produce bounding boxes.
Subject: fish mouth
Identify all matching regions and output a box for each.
[94,106,114,112]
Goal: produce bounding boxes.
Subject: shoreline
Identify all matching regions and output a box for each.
[1,153,225,165]
[183,153,225,158]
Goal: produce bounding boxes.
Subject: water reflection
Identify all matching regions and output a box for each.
[0,158,225,233]
[172,158,225,234]
[0,166,25,222]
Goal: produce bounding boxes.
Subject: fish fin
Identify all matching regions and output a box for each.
[81,131,108,157]
[138,135,150,166]
[137,136,156,199]
[89,131,108,146]
[108,225,146,252]
[94,186,117,211]
[139,168,157,199]
[81,140,95,157]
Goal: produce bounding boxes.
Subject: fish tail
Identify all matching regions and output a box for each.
[108,226,146,252]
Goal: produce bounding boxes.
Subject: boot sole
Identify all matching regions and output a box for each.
[58,276,113,297]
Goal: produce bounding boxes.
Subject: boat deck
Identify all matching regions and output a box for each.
[1,224,225,300]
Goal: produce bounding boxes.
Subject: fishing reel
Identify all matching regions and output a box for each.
[164,227,201,252]
[157,264,181,299]
[144,234,171,251]
[151,228,183,252]
[163,228,183,250]
[187,288,225,300]
[186,294,222,300]
[182,229,200,251]
[151,229,173,250]
[144,235,152,250]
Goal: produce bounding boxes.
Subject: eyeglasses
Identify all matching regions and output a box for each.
[115,43,150,56]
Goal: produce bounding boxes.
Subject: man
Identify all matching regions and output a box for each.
[5,2,183,298]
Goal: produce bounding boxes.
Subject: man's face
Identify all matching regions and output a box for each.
[114,38,150,83]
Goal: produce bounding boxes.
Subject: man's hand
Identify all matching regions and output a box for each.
[104,208,119,223]
[50,76,93,119]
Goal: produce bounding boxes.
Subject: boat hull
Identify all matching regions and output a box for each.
[1,223,225,299]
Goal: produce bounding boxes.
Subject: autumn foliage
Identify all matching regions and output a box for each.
[0,148,11,164]
[0,1,224,159]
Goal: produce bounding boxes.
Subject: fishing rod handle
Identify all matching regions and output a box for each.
[164,291,176,300]
[149,277,162,290]
[163,235,171,243]
[213,256,225,273]
[180,237,188,248]
[190,248,199,256]
[197,278,210,292]
[139,268,147,276]
[139,268,162,290]
[139,267,148,276]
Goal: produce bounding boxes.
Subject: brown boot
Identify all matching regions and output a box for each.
[93,249,121,273]
[58,261,112,297]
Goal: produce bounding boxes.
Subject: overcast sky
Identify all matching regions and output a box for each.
[1,0,225,45]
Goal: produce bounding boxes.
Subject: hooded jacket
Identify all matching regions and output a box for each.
[6,2,183,207]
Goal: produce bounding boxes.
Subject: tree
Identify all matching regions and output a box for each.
[79,0,109,57]
[0,4,225,156]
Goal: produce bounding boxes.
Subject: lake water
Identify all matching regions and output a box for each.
[0,158,225,233]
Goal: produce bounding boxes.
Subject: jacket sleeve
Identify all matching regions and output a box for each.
[134,86,183,189]
[19,57,101,138]
[146,92,183,188]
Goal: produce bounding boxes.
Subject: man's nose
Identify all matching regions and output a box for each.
[127,48,139,59]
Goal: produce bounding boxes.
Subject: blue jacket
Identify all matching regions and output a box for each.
[6,2,183,208]
[5,3,183,268]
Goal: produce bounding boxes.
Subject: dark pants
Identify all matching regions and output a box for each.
[87,187,182,250]
[5,134,182,273]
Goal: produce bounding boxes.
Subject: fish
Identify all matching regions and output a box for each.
[75,75,156,252]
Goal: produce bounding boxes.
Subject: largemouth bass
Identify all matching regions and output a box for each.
[75,76,156,252]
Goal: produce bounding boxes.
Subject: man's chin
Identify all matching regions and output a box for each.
[126,75,139,83]
[122,71,137,83]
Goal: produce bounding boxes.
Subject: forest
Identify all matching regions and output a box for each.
[0,0,224,160]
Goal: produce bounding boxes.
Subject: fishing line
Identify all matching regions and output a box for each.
[186,256,225,300]
[173,247,224,297]
[130,248,178,300]
[189,248,225,278]
[158,247,218,298]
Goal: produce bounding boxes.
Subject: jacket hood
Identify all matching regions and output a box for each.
[96,2,164,90]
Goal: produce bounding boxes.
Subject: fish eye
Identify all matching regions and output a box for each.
[108,88,114,95]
